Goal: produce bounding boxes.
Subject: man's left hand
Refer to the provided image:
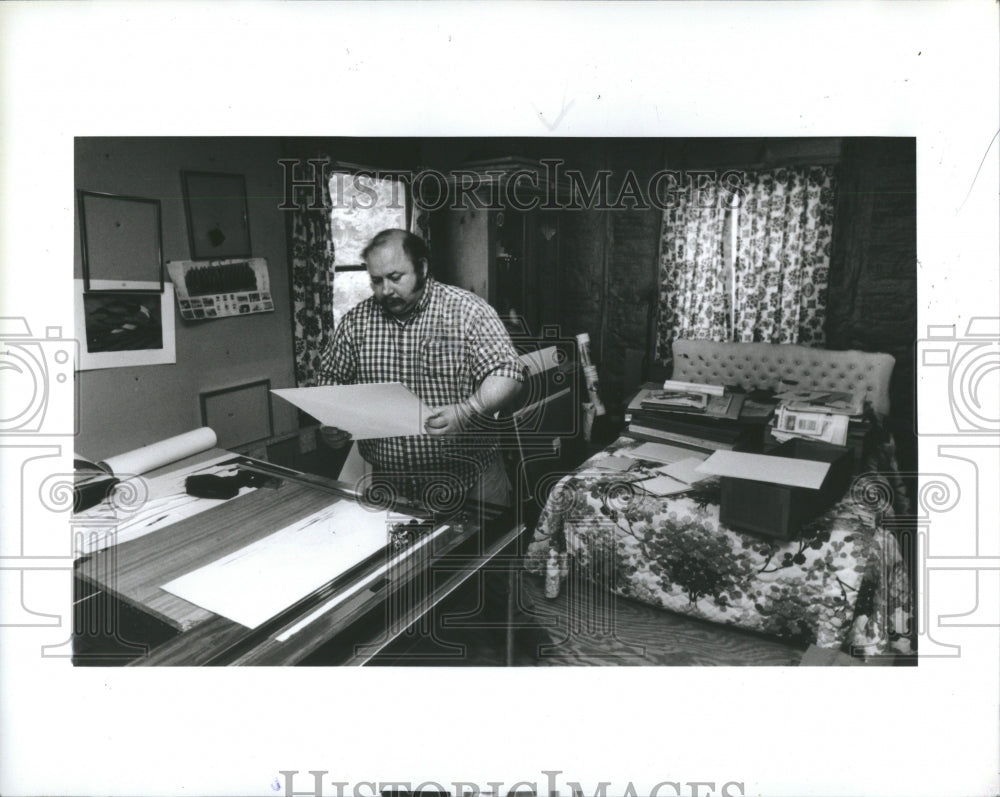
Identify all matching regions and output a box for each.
[424,403,474,436]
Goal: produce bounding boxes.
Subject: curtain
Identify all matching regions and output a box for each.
[733,166,835,345]
[290,164,335,386]
[655,179,730,367]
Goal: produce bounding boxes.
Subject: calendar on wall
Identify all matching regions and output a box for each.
[166,257,274,320]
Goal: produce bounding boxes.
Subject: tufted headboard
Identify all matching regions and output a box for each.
[671,339,895,416]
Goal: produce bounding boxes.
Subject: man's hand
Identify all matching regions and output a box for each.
[424,404,475,436]
[319,425,352,449]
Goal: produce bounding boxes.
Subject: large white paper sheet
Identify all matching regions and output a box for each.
[273,522,452,642]
[271,383,433,439]
[696,451,830,489]
[160,501,414,628]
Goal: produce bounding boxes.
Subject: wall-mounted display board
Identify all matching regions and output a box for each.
[166,257,273,320]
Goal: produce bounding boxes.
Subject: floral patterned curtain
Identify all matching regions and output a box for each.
[290,165,335,386]
[655,179,730,367]
[733,166,835,345]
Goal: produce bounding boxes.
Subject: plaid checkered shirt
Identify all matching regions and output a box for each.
[318,277,525,501]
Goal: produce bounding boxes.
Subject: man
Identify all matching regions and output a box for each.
[318,228,525,507]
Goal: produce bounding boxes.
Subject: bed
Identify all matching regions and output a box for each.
[522,339,914,664]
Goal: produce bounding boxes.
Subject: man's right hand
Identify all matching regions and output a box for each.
[319,426,352,449]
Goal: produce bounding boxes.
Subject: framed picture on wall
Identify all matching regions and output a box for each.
[78,190,164,292]
[74,279,176,370]
[181,170,252,260]
[199,379,273,450]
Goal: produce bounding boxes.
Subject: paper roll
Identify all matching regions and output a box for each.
[99,427,218,477]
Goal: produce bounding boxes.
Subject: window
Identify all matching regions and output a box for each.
[656,164,835,364]
[328,171,409,326]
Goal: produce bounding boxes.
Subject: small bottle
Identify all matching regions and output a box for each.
[544,548,562,598]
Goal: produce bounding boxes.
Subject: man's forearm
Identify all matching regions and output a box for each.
[467,375,523,417]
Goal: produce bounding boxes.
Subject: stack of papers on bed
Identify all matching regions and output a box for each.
[622,441,710,465]
[636,456,714,497]
[776,389,864,416]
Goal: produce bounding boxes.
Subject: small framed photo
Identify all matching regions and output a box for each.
[181,170,252,260]
[78,190,164,292]
[200,379,273,450]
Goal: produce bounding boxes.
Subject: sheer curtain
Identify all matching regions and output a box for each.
[289,164,335,386]
[655,179,730,368]
[733,166,836,344]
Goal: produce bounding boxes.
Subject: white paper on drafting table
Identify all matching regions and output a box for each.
[160,501,413,628]
[696,451,830,489]
[271,383,432,439]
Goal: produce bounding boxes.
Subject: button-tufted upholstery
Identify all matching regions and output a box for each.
[671,339,895,416]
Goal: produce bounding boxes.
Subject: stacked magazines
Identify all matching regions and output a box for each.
[625,380,750,452]
[770,389,864,446]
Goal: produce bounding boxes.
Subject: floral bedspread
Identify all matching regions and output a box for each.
[524,435,914,657]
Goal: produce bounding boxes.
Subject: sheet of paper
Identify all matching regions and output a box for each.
[654,456,713,485]
[272,383,433,439]
[160,501,416,629]
[274,523,452,642]
[636,474,691,497]
[623,441,709,464]
[661,379,725,396]
[774,407,850,445]
[696,451,830,489]
[626,387,657,412]
[586,455,636,472]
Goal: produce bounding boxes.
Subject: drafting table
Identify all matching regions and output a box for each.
[72,453,525,666]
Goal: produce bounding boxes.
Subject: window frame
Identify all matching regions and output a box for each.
[327,165,412,327]
[328,163,412,269]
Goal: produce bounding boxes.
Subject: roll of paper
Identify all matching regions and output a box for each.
[99,427,218,477]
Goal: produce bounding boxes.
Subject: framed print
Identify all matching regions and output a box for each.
[74,279,176,370]
[199,379,273,450]
[78,190,164,292]
[181,170,252,260]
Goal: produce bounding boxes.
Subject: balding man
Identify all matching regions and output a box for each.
[318,228,525,507]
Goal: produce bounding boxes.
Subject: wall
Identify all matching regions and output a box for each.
[74,137,297,460]
[827,138,917,471]
[556,139,667,411]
